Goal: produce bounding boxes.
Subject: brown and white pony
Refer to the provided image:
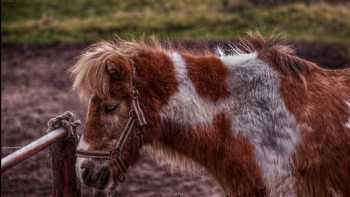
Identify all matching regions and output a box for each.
[71,34,350,197]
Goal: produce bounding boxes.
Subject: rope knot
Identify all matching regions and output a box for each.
[47,111,81,140]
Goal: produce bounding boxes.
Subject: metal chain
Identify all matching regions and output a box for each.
[1,146,23,150]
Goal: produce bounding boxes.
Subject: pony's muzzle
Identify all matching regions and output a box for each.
[80,160,110,190]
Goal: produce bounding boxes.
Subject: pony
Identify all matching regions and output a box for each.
[71,33,350,197]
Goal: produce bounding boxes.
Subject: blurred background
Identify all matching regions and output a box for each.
[1,0,349,197]
[2,0,350,44]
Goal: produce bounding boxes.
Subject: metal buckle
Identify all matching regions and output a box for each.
[109,148,121,160]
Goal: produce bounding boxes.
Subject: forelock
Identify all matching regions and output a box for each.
[70,37,169,100]
[70,40,138,100]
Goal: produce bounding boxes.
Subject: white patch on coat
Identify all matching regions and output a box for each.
[345,101,350,129]
[223,57,299,197]
[219,50,258,67]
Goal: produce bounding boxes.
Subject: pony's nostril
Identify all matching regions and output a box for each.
[81,167,95,186]
[81,167,89,180]
[80,161,95,186]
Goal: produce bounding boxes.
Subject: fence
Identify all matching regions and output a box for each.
[1,125,81,197]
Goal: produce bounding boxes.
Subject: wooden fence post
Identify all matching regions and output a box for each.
[49,131,81,197]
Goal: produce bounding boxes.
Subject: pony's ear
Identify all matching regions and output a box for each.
[106,62,124,81]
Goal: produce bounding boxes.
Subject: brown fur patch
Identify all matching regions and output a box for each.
[279,67,350,196]
[129,48,179,145]
[133,48,178,107]
[159,114,266,196]
[182,53,230,101]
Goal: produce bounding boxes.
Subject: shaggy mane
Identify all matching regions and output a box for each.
[71,33,317,100]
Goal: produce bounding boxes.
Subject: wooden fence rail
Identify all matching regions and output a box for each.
[1,126,81,197]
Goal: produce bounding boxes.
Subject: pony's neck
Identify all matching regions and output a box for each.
[155,115,266,196]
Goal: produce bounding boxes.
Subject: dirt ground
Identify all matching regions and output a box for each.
[1,41,349,197]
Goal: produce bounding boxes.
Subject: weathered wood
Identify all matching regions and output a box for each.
[50,130,81,197]
[1,128,67,173]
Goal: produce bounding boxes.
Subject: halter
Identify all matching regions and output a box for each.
[76,65,147,182]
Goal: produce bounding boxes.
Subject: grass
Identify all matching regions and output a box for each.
[1,0,350,44]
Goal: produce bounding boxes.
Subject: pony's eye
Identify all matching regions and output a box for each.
[104,104,119,114]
